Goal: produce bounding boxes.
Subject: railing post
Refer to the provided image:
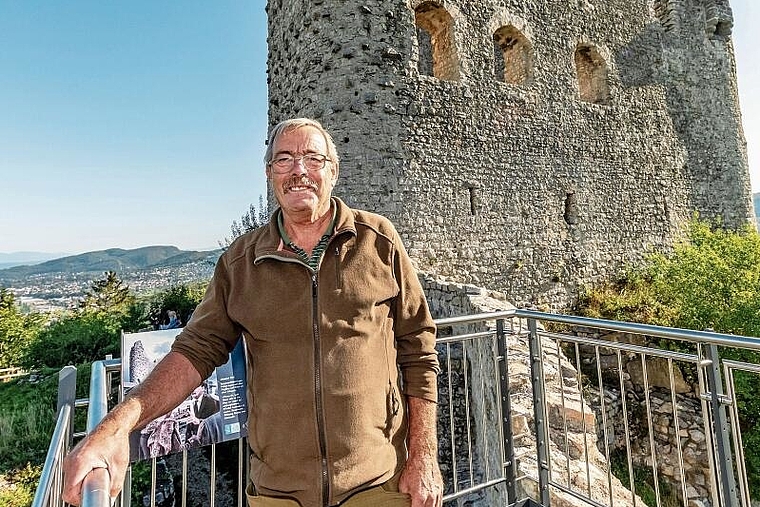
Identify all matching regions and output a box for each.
[527,318,550,506]
[704,344,739,507]
[57,365,77,449]
[496,319,517,504]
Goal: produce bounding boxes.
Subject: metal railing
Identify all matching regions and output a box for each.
[32,366,77,507]
[32,309,760,507]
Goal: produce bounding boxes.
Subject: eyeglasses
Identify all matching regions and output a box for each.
[268,153,331,173]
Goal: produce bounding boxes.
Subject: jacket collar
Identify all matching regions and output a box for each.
[254,197,356,260]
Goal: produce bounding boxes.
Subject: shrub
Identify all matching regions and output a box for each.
[0,465,37,507]
[22,312,121,369]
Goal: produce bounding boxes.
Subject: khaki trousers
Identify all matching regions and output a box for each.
[245,475,411,507]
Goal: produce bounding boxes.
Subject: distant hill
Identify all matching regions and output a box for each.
[0,245,221,281]
[0,251,69,269]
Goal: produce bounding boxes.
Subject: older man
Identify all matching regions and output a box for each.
[62,118,443,507]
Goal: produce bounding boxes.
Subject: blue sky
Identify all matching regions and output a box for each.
[0,1,269,254]
[0,1,757,255]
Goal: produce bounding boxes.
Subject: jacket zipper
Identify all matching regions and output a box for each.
[312,272,330,507]
[334,246,340,289]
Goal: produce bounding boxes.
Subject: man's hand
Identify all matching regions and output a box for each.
[399,451,443,507]
[399,396,443,507]
[62,421,130,506]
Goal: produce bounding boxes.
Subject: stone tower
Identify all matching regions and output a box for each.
[266,0,753,309]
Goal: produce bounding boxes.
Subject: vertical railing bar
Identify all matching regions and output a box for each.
[115,360,128,507]
[496,319,516,504]
[447,341,458,493]
[477,329,489,482]
[463,342,474,486]
[53,451,62,507]
[239,438,245,507]
[122,467,131,507]
[572,341,592,499]
[210,443,217,507]
[528,318,550,507]
[618,349,636,507]
[181,449,188,507]
[497,321,513,507]
[33,404,71,507]
[56,366,77,507]
[724,366,750,507]
[150,457,157,507]
[558,338,571,489]
[696,343,721,507]
[704,344,739,507]
[595,345,614,507]
[641,353,662,507]
[53,460,63,507]
[667,358,688,507]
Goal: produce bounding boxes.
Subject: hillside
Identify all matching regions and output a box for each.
[0,246,222,311]
[0,246,219,281]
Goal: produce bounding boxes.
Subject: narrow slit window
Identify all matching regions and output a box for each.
[467,185,479,215]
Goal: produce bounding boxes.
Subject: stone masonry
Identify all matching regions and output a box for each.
[423,274,644,506]
[265,0,754,310]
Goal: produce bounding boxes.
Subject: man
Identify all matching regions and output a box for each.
[184,381,220,444]
[190,381,219,420]
[62,118,443,507]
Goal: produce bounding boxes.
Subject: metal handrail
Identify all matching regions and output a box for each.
[515,309,760,350]
[82,468,111,507]
[438,308,760,350]
[34,309,760,507]
[32,404,72,507]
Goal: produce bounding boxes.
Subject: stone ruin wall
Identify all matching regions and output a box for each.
[266,0,753,311]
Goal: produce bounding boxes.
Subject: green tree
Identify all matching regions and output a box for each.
[579,220,760,335]
[0,289,42,368]
[147,282,208,328]
[78,270,135,315]
[220,195,269,249]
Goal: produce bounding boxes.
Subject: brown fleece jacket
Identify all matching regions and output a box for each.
[171,198,439,507]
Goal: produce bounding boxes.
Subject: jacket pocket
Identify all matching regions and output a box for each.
[384,382,401,439]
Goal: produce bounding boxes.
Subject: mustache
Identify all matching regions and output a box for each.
[283,175,318,191]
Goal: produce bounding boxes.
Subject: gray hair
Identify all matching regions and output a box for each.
[264,118,340,169]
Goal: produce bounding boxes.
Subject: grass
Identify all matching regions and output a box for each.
[0,372,58,474]
[0,365,92,507]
